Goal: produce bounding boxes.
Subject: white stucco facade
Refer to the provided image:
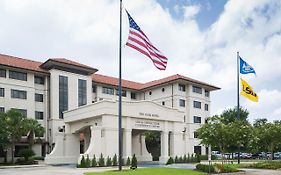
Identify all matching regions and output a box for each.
[0,54,220,163]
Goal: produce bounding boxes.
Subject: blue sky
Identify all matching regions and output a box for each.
[157,0,228,30]
[0,0,280,122]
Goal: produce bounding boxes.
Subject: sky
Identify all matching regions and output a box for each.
[0,0,280,122]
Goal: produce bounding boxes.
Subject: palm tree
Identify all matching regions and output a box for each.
[24,118,45,149]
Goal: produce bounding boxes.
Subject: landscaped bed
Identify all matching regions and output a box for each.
[196,163,240,173]
[85,168,207,175]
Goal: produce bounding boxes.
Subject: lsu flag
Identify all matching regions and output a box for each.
[240,78,258,102]
[240,57,256,75]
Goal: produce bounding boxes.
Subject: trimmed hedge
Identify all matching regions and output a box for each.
[196,163,239,173]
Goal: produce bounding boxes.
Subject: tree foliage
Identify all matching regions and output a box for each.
[0,109,45,163]
[197,107,252,159]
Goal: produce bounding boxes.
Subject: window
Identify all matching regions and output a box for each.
[192,85,202,94]
[11,108,27,117]
[59,76,68,119]
[179,84,186,92]
[9,70,27,81]
[0,107,4,113]
[34,76,45,85]
[131,92,136,99]
[0,88,4,97]
[35,111,44,120]
[11,89,27,99]
[193,101,201,109]
[102,87,114,95]
[194,132,199,138]
[179,99,185,107]
[193,116,202,123]
[78,79,87,106]
[92,85,96,93]
[35,93,43,102]
[194,146,202,155]
[205,104,209,111]
[205,90,210,97]
[0,69,6,78]
[116,89,127,97]
[162,101,165,106]
[162,88,165,92]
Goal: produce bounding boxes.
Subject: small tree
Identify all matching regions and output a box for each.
[86,155,91,168]
[179,156,183,163]
[131,154,137,169]
[196,154,200,163]
[187,153,190,163]
[18,149,35,162]
[183,154,187,163]
[166,157,174,165]
[92,155,97,167]
[175,156,178,163]
[112,154,118,166]
[191,154,194,163]
[98,153,105,167]
[80,155,86,168]
[126,157,131,166]
[106,156,112,166]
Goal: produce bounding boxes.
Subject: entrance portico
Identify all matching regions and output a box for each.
[45,100,185,164]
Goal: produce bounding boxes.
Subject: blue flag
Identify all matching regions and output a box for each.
[240,57,256,75]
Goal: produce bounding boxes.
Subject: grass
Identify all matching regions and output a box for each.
[236,161,281,170]
[85,168,207,175]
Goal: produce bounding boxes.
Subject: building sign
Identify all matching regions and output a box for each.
[139,112,159,117]
[135,120,160,129]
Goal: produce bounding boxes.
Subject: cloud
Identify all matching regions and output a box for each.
[183,5,201,19]
[0,0,280,122]
[243,89,281,121]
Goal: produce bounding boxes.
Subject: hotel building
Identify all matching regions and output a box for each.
[0,54,219,163]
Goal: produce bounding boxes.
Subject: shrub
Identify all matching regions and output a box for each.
[166,157,174,165]
[92,155,97,167]
[179,156,183,163]
[112,154,118,166]
[183,154,187,163]
[18,149,35,162]
[126,157,131,166]
[187,153,190,163]
[196,164,215,173]
[80,155,86,168]
[98,153,105,167]
[196,154,201,163]
[175,156,179,163]
[191,154,194,163]
[131,154,137,170]
[86,155,91,168]
[196,163,239,173]
[32,156,44,160]
[106,156,112,166]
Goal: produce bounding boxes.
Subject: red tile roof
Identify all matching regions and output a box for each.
[0,54,48,73]
[92,74,143,90]
[141,74,220,90]
[46,58,96,70]
[0,53,220,90]
[93,74,220,90]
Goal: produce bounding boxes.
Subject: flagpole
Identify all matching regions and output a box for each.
[237,51,241,164]
[118,0,123,171]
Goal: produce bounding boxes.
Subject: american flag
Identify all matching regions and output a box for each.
[125,10,168,70]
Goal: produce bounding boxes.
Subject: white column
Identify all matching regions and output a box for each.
[159,131,169,164]
[123,129,132,158]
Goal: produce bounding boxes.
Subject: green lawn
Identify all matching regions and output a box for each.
[85,168,206,175]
